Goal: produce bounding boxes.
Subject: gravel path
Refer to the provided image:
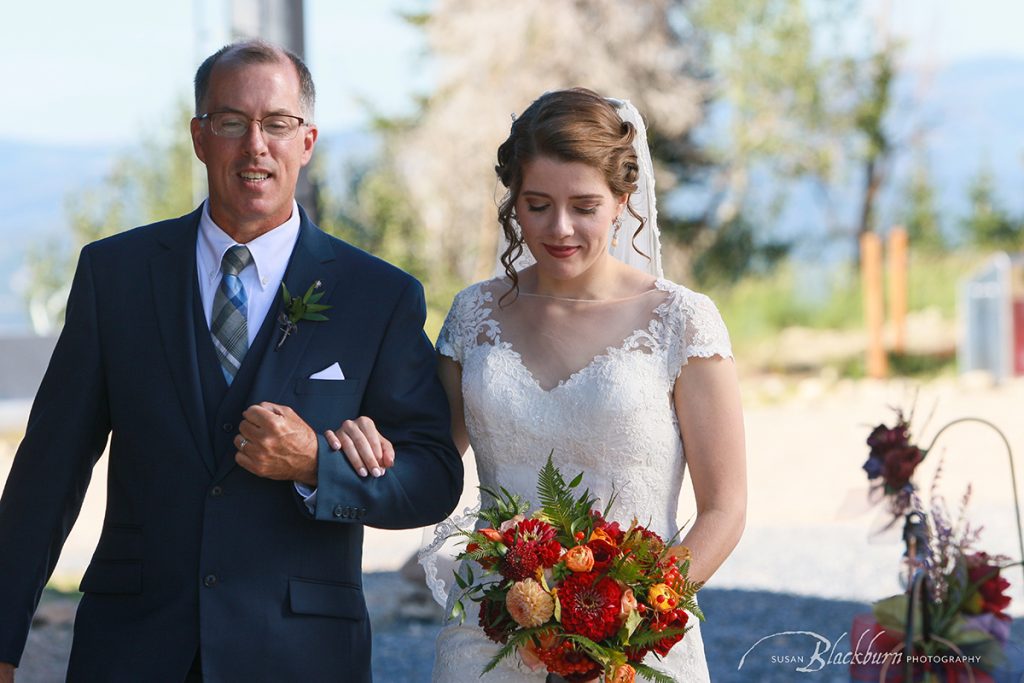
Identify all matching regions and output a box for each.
[15,575,1024,682]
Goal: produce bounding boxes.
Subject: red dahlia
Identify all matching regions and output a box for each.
[967,552,1012,619]
[478,594,515,643]
[500,519,561,580]
[558,571,623,641]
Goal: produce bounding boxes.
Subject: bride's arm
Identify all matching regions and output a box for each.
[671,355,747,583]
[438,356,471,457]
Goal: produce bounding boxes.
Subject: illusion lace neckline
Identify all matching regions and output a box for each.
[489,278,675,392]
[517,283,661,304]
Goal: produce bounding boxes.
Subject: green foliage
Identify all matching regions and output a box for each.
[709,249,979,373]
[481,626,552,674]
[315,153,462,343]
[634,662,678,683]
[899,153,946,252]
[25,98,197,328]
[317,160,427,280]
[279,281,331,324]
[476,485,530,528]
[961,165,1023,249]
[535,454,599,546]
[691,214,790,287]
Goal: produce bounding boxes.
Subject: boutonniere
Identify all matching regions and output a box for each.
[276,280,331,350]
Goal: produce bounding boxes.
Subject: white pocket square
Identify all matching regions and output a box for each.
[309,362,345,380]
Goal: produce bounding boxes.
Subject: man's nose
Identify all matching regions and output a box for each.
[241,121,270,155]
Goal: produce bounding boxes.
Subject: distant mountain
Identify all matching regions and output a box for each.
[886,56,1024,224]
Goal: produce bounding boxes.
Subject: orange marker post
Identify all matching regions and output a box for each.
[861,232,888,378]
[887,227,908,354]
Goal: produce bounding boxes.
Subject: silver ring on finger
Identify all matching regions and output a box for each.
[239,437,249,450]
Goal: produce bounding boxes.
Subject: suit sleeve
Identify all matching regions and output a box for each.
[0,247,111,665]
[311,277,463,529]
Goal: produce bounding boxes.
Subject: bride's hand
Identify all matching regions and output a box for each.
[323,416,394,478]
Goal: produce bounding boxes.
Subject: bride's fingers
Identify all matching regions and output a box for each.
[379,437,395,468]
[324,429,342,452]
[326,429,368,478]
[340,419,384,477]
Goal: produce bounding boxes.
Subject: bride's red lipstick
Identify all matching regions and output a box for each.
[543,244,580,259]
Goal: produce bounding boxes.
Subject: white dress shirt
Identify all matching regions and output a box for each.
[196,199,301,343]
[194,199,317,508]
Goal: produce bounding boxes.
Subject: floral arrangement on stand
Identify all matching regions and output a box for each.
[448,455,701,683]
[852,409,1022,682]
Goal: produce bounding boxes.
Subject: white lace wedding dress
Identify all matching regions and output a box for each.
[423,277,732,682]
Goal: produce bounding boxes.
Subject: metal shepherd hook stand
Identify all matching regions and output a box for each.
[895,417,1022,683]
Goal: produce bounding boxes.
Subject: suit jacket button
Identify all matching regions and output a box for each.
[210,486,223,497]
[221,423,233,433]
[203,574,217,588]
[333,504,345,518]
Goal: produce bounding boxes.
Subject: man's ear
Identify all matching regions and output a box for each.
[190,117,207,164]
[300,124,318,167]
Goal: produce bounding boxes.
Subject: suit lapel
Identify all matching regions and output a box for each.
[150,208,217,475]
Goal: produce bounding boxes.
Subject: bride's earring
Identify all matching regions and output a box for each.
[611,215,623,247]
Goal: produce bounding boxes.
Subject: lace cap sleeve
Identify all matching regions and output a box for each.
[436,289,466,363]
[436,282,498,363]
[666,285,733,377]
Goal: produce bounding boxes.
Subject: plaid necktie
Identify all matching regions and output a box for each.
[211,245,253,384]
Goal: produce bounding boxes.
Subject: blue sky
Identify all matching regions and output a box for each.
[3,1,430,145]
[3,0,1023,146]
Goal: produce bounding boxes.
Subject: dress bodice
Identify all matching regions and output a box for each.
[436,278,731,539]
[424,277,732,682]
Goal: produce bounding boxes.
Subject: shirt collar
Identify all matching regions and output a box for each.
[197,200,302,291]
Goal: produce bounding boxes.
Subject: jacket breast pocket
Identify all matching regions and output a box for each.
[293,378,362,396]
[288,577,366,620]
[290,378,363,431]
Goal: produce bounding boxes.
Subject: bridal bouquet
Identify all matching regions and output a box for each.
[448,455,701,683]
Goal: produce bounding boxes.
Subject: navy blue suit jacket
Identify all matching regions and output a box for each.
[0,206,463,681]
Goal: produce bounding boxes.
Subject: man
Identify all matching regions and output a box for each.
[0,40,462,682]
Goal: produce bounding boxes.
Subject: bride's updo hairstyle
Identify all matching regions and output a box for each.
[495,88,645,300]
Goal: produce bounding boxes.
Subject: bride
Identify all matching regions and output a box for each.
[337,88,746,681]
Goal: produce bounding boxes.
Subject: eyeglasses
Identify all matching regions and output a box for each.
[197,111,308,140]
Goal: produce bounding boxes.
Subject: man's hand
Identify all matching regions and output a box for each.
[234,402,318,486]
[0,662,15,683]
[324,416,394,478]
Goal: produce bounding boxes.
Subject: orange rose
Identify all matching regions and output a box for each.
[587,528,620,570]
[518,642,544,671]
[609,663,636,683]
[564,545,595,573]
[479,527,503,543]
[647,583,680,613]
[589,527,618,547]
[619,587,638,621]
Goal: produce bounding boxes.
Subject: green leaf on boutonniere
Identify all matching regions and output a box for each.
[276,280,332,350]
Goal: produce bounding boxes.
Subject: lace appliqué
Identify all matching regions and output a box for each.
[436,284,500,364]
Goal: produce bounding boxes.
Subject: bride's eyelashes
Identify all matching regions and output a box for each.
[524,204,600,215]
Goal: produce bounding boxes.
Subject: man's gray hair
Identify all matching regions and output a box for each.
[194,39,316,120]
